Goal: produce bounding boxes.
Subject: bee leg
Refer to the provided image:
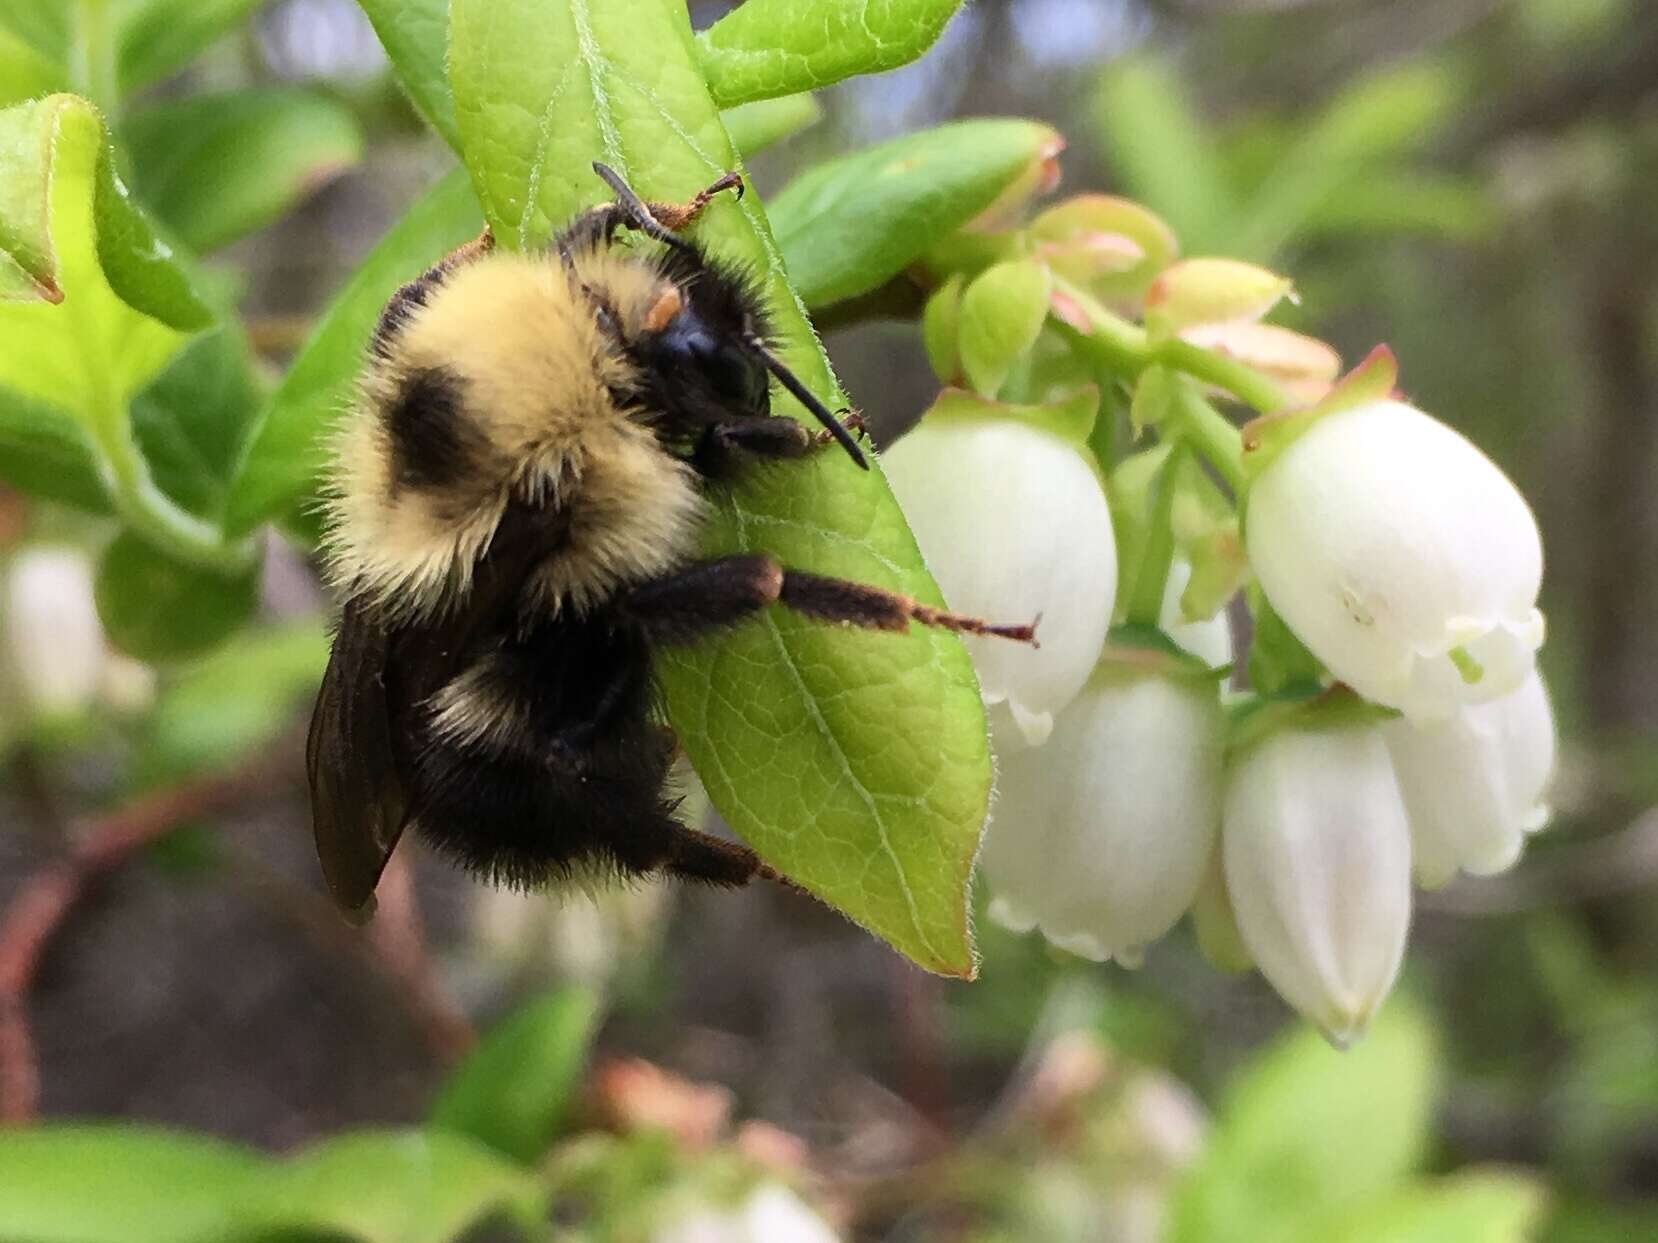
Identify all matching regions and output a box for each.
[693,418,813,477]
[619,555,784,643]
[371,226,495,357]
[777,572,1041,646]
[620,557,1038,647]
[659,829,766,887]
[647,171,744,230]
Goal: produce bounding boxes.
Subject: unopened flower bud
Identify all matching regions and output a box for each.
[1384,672,1556,887]
[1223,725,1412,1045]
[1246,400,1544,723]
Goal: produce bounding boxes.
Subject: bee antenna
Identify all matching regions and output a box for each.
[751,341,868,469]
[591,161,696,253]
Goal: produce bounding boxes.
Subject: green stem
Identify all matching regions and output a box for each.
[1048,275,1296,414]
[1157,337,1294,415]
[1167,382,1247,497]
[89,405,257,576]
[72,0,120,120]
[1124,441,1189,627]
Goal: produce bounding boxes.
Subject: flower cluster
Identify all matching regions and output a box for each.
[885,192,1553,1044]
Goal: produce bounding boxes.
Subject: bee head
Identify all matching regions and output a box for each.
[631,279,771,423]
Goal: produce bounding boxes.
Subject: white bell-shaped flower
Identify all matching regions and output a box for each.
[4,547,106,718]
[1223,724,1412,1045]
[882,413,1117,748]
[655,1185,839,1243]
[984,668,1224,966]
[1246,400,1544,723]
[1384,672,1556,888]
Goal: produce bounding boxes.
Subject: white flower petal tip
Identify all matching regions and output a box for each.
[1319,1003,1377,1051]
[1246,400,1544,721]
[982,672,1224,966]
[1161,560,1233,670]
[1385,672,1557,884]
[1223,726,1412,1038]
[883,414,1118,746]
[987,894,1039,935]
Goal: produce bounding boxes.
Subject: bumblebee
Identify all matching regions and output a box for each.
[308,163,1033,917]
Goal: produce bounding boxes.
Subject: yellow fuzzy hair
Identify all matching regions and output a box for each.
[323,249,706,622]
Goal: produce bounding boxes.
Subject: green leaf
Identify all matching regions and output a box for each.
[115,0,266,95]
[769,119,1063,310]
[239,1129,547,1243]
[357,0,459,148]
[223,168,483,536]
[1092,57,1236,254]
[95,530,260,661]
[720,91,821,159]
[357,0,816,160]
[0,1125,263,1243]
[135,621,329,783]
[0,325,261,521]
[1169,1004,1439,1243]
[958,258,1051,398]
[922,272,964,384]
[449,0,991,976]
[130,325,264,521]
[432,988,601,1163]
[0,93,208,334]
[122,88,363,253]
[0,387,110,509]
[1284,1171,1548,1243]
[0,24,66,107]
[696,0,964,108]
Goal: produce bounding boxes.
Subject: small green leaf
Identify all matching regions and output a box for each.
[1169,1003,1438,1243]
[130,326,265,521]
[1241,344,1397,480]
[223,168,483,536]
[115,0,266,95]
[958,258,1051,397]
[432,988,601,1163]
[0,1125,263,1243]
[922,272,964,384]
[769,119,1063,309]
[135,621,330,784]
[0,387,109,510]
[0,94,209,333]
[1284,1171,1548,1243]
[357,0,459,147]
[720,92,822,158]
[696,0,965,108]
[95,530,260,661]
[123,88,363,253]
[449,0,992,976]
[239,1129,548,1243]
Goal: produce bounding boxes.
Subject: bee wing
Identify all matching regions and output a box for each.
[307,599,410,919]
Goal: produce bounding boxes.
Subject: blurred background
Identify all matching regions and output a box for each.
[1,0,1656,1239]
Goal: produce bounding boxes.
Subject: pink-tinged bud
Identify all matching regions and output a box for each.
[1144,258,1296,339]
[1030,194,1178,304]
